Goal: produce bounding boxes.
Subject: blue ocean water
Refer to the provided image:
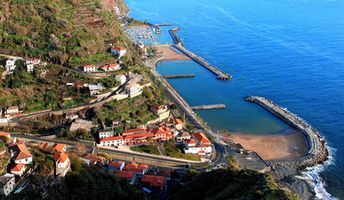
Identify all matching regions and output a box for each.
[127,0,344,198]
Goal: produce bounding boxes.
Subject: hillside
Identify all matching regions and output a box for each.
[0,0,131,67]
[171,169,299,200]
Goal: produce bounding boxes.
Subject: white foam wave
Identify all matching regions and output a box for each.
[297,144,338,200]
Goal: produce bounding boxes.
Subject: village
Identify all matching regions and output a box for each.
[0,41,216,197]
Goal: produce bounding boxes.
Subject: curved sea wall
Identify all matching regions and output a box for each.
[245,96,329,169]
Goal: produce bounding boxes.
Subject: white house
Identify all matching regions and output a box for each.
[125,83,142,98]
[4,106,19,116]
[88,84,105,95]
[0,174,15,196]
[54,152,70,177]
[183,132,212,156]
[10,142,33,165]
[83,64,97,73]
[175,119,183,130]
[111,46,127,58]
[99,129,114,138]
[98,136,124,147]
[25,58,41,72]
[99,63,120,72]
[5,57,20,72]
[150,105,170,121]
[115,74,127,85]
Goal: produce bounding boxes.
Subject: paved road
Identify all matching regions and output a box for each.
[14,133,201,168]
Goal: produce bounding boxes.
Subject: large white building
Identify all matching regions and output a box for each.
[183,132,212,156]
[0,174,15,196]
[98,136,124,147]
[83,64,97,73]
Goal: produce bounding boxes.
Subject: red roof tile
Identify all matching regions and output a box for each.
[141,175,165,188]
[11,163,25,172]
[193,132,210,144]
[115,171,134,179]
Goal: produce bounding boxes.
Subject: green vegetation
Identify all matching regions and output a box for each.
[226,155,240,170]
[31,146,55,176]
[130,145,160,155]
[172,169,299,200]
[164,140,200,161]
[0,140,10,176]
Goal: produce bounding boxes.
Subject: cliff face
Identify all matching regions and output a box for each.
[0,0,130,67]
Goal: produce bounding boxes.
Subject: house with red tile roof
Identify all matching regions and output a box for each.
[136,164,149,176]
[10,163,26,177]
[124,133,154,145]
[9,142,33,165]
[122,128,146,136]
[53,152,70,177]
[115,171,135,184]
[108,161,125,171]
[99,63,120,72]
[183,132,212,156]
[123,161,138,171]
[140,175,165,190]
[52,143,66,153]
[0,132,10,139]
[81,154,106,166]
[149,127,173,142]
[98,136,124,147]
[111,46,127,58]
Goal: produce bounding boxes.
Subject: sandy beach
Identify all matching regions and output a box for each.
[231,131,308,160]
[155,44,190,61]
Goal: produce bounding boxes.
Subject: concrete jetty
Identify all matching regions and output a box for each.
[173,44,232,80]
[245,96,328,169]
[163,74,195,79]
[191,104,226,110]
[169,28,183,46]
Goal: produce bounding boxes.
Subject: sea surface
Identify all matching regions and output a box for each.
[127,0,344,198]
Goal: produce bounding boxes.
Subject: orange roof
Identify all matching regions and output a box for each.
[193,132,210,144]
[52,143,65,152]
[54,152,69,163]
[141,175,165,188]
[11,163,25,172]
[124,133,154,140]
[124,161,138,171]
[108,63,119,68]
[108,161,125,169]
[39,142,48,149]
[112,46,126,51]
[150,127,172,135]
[122,128,146,136]
[100,136,123,142]
[115,171,134,179]
[137,164,149,169]
[11,143,32,160]
[175,119,183,124]
[99,65,109,69]
[186,138,196,145]
[0,132,10,138]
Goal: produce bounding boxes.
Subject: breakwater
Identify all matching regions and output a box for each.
[169,28,183,45]
[191,104,226,110]
[245,96,329,169]
[173,44,232,80]
[163,74,195,79]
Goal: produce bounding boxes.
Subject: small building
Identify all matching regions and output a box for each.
[115,171,135,184]
[5,58,20,72]
[0,174,15,196]
[52,143,66,153]
[99,63,120,72]
[108,160,125,171]
[53,152,70,177]
[125,83,142,98]
[123,161,138,171]
[69,119,96,132]
[65,114,79,120]
[88,84,105,95]
[98,136,124,147]
[83,64,97,73]
[81,154,106,166]
[122,128,146,136]
[177,132,191,141]
[5,106,19,116]
[25,58,41,72]
[99,129,114,139]
[111,46,127,58]
[175,119,183,130]
[140,175,165,190]
[10,163,26,177]
[9,142,33,165]
[150,105,170,121]
[136,164,149,176]
[115,74,127,85]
